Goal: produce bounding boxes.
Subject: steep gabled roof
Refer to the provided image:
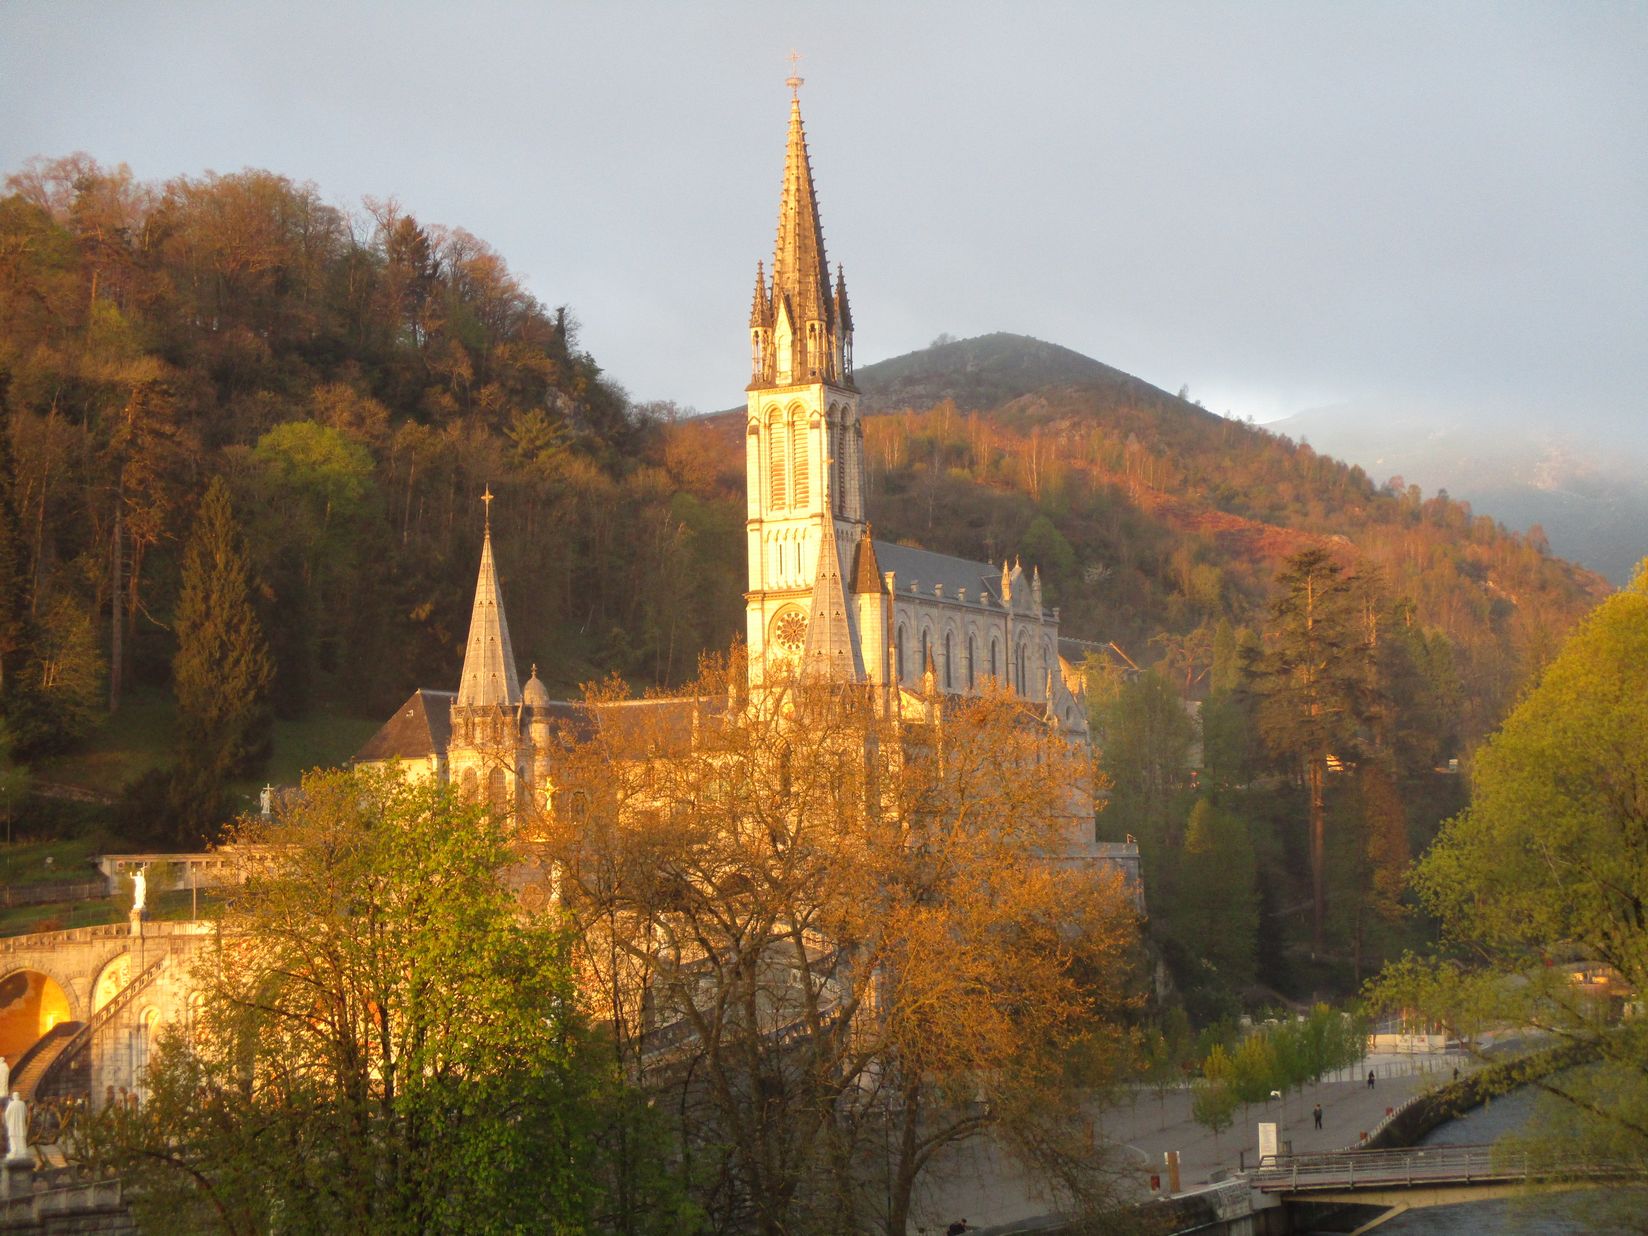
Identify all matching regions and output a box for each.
[354,689,456,763]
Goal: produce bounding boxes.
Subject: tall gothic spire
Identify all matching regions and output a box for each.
[771,95,834,333]
[456,494,521,709]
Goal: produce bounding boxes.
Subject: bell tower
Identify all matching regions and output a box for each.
[745,76,866,684]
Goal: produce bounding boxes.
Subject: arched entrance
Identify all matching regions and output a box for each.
[0,969,73,1064]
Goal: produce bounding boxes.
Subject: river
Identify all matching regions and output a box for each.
[1365,1086,1635,1234]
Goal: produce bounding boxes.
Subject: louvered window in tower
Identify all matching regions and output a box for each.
[836,426,848,515]
[768,414,787,508]
[792,418,810,507]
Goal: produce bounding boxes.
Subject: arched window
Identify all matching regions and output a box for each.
[792,415,810,507]
[967,636,976,689]
[943,631,953,690]
[460,768,479,801]
[920,628,930,677]
[488,767,509,816]
[896,624,906,681]
[768,412,787,508]
[990,638,999,680]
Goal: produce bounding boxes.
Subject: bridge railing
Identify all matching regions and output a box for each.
[1251,1143,1624,1192]
[0,918,212,954]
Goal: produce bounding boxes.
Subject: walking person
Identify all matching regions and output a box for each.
[1367,1069,1376,1089]
[1313,1103,1323,1130]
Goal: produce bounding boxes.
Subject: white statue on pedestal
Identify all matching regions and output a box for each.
[132,867,147,914]
[4,1093,26,1163]
[260,784,274,816]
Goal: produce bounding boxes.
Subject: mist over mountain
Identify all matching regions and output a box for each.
[1271,402,1648,585]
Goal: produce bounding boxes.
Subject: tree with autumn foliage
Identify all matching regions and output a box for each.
[545,657,1141,1235]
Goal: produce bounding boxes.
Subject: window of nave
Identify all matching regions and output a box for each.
[967,634,976,689]
[943,630,953,690]
[896,623,906,681]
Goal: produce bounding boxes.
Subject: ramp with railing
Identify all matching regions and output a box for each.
[1252,1143,1627,1194]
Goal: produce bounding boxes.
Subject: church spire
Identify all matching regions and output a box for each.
[801,518,864,680]
[456,491,521,709]
[771,94,833,335]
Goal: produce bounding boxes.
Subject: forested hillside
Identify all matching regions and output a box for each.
[675,333,1613,1004]
[0,157,1614,995]
[0,156,740,761]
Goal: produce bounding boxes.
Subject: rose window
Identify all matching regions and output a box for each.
[773,609,809,653]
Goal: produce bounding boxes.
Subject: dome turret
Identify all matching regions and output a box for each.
[522,665,552,709]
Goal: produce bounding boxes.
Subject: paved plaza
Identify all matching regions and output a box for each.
[911,1053,1473,1234]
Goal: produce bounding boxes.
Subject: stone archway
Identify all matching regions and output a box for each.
[0,968,74,1064]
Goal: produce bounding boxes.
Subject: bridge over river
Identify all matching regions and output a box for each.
[1245,1143,1640,1234]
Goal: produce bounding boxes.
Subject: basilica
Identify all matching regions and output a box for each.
[356,90,1106,862]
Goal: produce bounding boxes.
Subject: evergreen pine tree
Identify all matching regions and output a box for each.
[1176,798,1260,993]
[170,477,275,840]
[1244,548,1373,952]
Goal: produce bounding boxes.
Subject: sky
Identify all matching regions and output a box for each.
[3,2,1644,432]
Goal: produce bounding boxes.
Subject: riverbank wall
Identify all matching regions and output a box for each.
[1365,1041,1592,1150]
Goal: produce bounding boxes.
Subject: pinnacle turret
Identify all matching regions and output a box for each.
[749,260,771,329]
[834,264,853,333]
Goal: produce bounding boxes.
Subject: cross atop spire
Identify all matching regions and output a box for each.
[481,485,494,533]
[786,49,804,97]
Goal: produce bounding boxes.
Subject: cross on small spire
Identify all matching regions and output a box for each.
[786,49,804,97]
[481,485,494,533]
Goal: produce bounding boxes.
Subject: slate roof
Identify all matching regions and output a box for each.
[352,690,730,766]
[354,689,455,763]
[874,541,1002,603]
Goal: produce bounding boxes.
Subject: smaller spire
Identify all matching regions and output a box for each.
[834,264,853,332]
[456,499,521,711]
[801,515,864,679]
[1000,560,1012,602]
[749,261,770,329]
[850,526,885,595]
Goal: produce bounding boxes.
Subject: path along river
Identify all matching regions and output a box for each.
[1348,1086,1636,1234]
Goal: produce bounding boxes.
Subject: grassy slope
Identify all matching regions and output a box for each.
[29,687,378,816]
